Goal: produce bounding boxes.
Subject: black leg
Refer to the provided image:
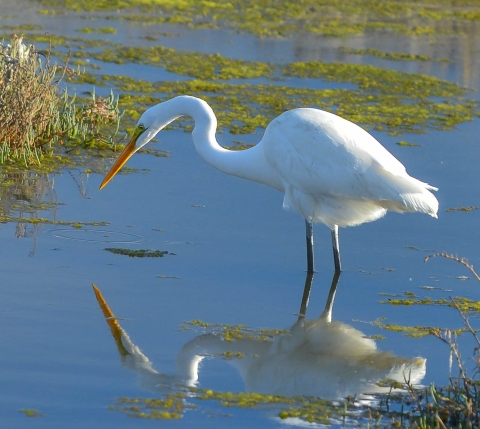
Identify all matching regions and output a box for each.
[320,271,341,322]
[298,271,314,322]
[298,270,341,323]
[305,219,315,273]
[331,225,342,272]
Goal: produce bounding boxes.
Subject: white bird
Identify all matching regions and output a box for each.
[100,95,438,273]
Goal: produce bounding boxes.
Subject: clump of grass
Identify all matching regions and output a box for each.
[0,35,58,165]
[59,88,122,150]
[391,252,480,428]
[402,307,480,429]
[0,35,121,166]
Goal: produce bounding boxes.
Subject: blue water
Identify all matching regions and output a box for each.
[1,1,480,427]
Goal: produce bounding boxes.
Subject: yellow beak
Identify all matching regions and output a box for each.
[99,128,143,190]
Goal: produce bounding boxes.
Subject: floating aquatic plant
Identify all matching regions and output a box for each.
[4,33,476,137]
[110,394,192,420]
[183,319,290,342]
[19,409,44,418]
[445,206,478,212]
[77,26,117,34]
[339,47,451,62]
[105,248,170,258]
[396,141,421,147]
[39,0,480,38]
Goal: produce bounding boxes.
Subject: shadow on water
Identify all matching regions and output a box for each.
[93,272,426,404]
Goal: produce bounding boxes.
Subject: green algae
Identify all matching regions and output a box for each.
[368,334,386,340]
[8,32,476,137]
[373,292,480,338]
[157,81,474,135]
[105,248,169,257]
[339,47,450,62]
[91,45,274,80]
[284,61,465,98]
[39,0,480,38]
[38,9,65,15]
[111,389,340,424]
[74,40,462,97]
[194,389,299,407]
[183,319,289,342]
[0,24,45,32]
[396,141,421,147]
[111,385,440,425]
[106,75,476,136]
[221,351,245,360]
[110,394,193,420]
[194,388,336,424]
[16,33,107,50]
[77,26,117,34]
[0,216,108,227]
[19,409,44,418]
[380,296,480,314]
[65,40,477,135]
[104,14,195,27]
[445,206,478,212]
[371,318,465,338]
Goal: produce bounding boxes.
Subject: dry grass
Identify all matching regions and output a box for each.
[0,35,121,166]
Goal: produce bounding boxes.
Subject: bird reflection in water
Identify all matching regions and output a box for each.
[93,274,425,400]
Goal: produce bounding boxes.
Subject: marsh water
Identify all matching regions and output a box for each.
[2,1,480,427]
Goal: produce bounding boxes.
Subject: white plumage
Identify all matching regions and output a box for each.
[263,108,438,227]
[100,95,438,272]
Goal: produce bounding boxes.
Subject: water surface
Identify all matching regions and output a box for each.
[1,1,480,427]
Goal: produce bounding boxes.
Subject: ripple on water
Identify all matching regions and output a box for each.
[47,228,146,244]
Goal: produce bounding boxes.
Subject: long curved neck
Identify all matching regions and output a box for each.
[156,96,281,190]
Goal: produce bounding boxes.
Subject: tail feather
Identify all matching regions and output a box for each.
[399,190,438,218]
[377,168,439,217]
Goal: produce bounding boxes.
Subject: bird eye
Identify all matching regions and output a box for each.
[138,124,145,131]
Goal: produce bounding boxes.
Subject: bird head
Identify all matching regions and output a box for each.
[99,96,207,190]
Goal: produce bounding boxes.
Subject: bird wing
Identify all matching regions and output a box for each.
[262,108,438,223]
[262,108,407,199]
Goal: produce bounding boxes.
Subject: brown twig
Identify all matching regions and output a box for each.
[424,251,480,281]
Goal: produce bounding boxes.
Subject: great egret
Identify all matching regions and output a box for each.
[100,96,438,273]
